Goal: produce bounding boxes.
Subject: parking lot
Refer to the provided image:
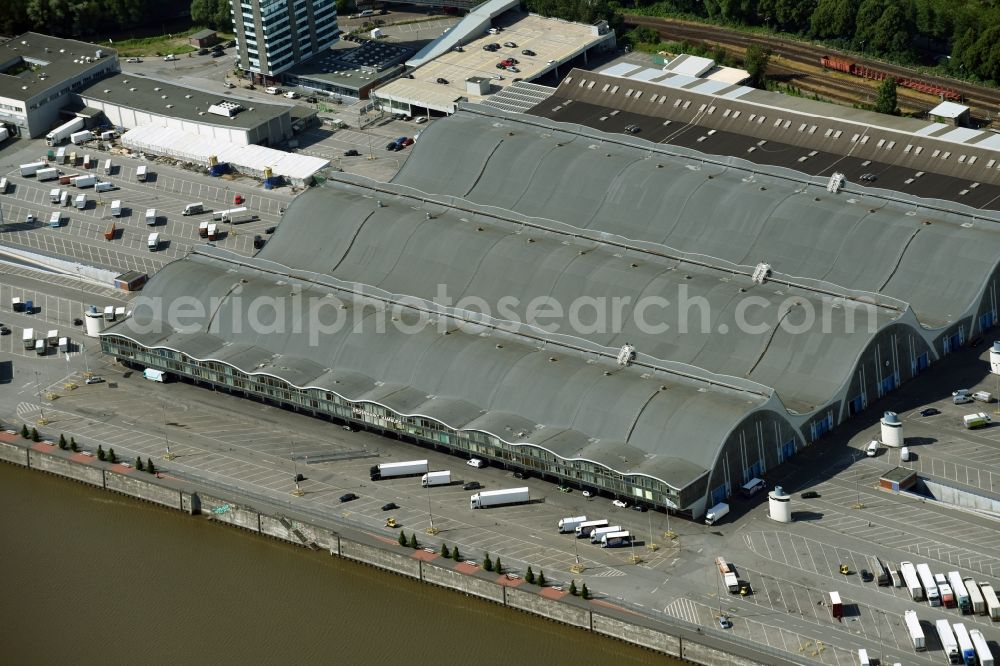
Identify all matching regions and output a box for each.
[1,139,292,275]
[296,120,425,181]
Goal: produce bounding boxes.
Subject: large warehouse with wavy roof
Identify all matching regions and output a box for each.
[101,104,1000,519]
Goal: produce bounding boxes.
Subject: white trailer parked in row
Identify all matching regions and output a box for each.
[369,460,428,480]
[936,619,959,664]
[953,623,976,665]
[948,571,972,614]
[965,578,986,615]
[557,516,588,533]
[470,487,529,509]
[46,116,85,146]
[916,563,941,606]
[904,610,925,650]
[589,525,623,544]
[420,471,451,487]
[900,562,924,601]
[970,629,994,666]
[600,530,631,548]
[981,583,1000,620]
[575,519,609,538]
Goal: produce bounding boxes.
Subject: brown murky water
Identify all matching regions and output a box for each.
[0,463,672,665]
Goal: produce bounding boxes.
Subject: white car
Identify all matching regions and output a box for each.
[582,490,593,498]
[163,54,177,62]
[284,91,299,99]
[126,57,142,63]
[80,451,94,457]
[414,116,427,124]
[612,499,628,508]
[466,458,485,468]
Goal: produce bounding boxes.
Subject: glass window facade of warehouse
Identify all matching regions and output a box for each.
[102,335,685,508]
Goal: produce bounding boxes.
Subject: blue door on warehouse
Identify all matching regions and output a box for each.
[944,330,964,354]
[915,352,929,373]
[879,374,897,397]
[778,440,795,463]
[810,415,833,441]
[848,394,865,416]
[981,311,995,331]
[744,460,764,482]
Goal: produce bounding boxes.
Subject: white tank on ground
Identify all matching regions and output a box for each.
[84,305,104,337]
[768,485,791,522]
[881,411,903,447]
[990,341,1000,375]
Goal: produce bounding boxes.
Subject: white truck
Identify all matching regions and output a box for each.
[58,337,68,353]
[369,460,428,480]
[557,516,588,533]
[954,623,976,665]
[963,412,991,429]
[947,571,972,614]
[600,530,631,548]
[143,368,165,382]
[936,619,959,663]
[145,208,156,225]
[72,174,96,188]
[901,562,924,600]
[95,181,114,192]
[46,330,58,347]
[20,162,45,177]
[22,328,34,350]
[717,556,740,593]
[147,232,159,251]
[574,519,609,539]
[420,470,451,487]
[136,165,148,182]
[49,188,61,203]
[916,563,941,606]
[981,583,1000,620]
[904,610,925,650]
[213,206,248,221]
[111,200,122,217]
[965,578,985,615]
[46,116,84,146]
[705,502,729,525]
[970,629,995,666]
[589,525,624,544]
[75,194,86,210]
[470,487,529,509]
[36,167,58,181]
[70,129,93,144]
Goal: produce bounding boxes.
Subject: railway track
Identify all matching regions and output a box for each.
[625,15,1000,122]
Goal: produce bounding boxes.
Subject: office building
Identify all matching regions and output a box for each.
[231,0,339,83]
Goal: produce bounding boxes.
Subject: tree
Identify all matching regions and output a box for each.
[97,445,105,461]
[136,456,144,471]
[398,531,408,547]
[30,427,40,442]
[451,546,461,561]
[70,437,79,452]
[147,458,156,474]
[336,0,356,16]
[191,0,231,31]
[59,434,67,449]
[537,570,546,587]
[874,76,898,114]
[525,566,535,584]
[744,43,772,88]
[569,580,578,595]
[408,533,419,549]
[440,543,450,558]
[811,0,860,39]
[483,553,493,571]
[582,583,591,599]
[20,424,29,439]
[107,447,117,464]
[493,556,502,574]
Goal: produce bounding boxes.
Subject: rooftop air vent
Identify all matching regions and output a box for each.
[752,263,771,284]
[617,343,636,367]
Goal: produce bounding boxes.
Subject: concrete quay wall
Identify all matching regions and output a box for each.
[0,440,28,466]
[419,562,505,604]
[592,612,681,656]
[28,449,104,487]
[340,539,421,579]
[104,471,182,509]
[4,438,784,666]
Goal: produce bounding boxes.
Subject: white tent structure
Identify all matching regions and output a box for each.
[121,124,328,186]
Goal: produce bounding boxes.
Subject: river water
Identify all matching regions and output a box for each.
[0,463,672,665]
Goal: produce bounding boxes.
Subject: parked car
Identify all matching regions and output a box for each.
[483,44,499,52]
[521,49,536,56]
[612,499,628,508]
[0,326,10,336]
[435,77,449,84]
[919,407,940,416]
[339,493,358,503]
[305,96,317,103]
[624,124,641,133]
[801,490,820,499]
[414,116,427,124]
[344,149,360,156]
[381,502,398,511]
[163,54,178,61]
[224,82,235,88]
[85,376,105,384]
[401,137,414,146]
[198,47,210,55]
[385,141,399,151]
[126,57,142,63]
[506,66,520,73]
[558,485,572,493]
[632,504,648,512]
[513,471,526,479]
[467,458,485,468]
[860,569,874,582]
[582,489,594,498]
[493,74,504,80]
[462,481,482,490]
[211,50,223,58]
[718,616,732,629]
[264,226,277,234]
[503,41,517,48]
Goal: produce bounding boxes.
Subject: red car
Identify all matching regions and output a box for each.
[401,138,414,146]
[234,194,244,204]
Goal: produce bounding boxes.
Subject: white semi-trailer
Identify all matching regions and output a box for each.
[904,610,925,651]
[970,629,994,666]
[420,471,451,487]
[900,562,924,601]
[46,116,85,146]
[557,516,588,533]
[964,578,985,615]
[589,525,623,544]
[981,583,1000,620]
[936,619,959,664]
[916,563,941,606]
[600,530,631,548]
[948,571,971,614]
[954,623,976,665]
[575,519,609,538]
[470,487,529,509]
[370,460,428,480]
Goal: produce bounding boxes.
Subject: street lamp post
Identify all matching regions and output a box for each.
[425,480,438,535]
[34,370,47,425]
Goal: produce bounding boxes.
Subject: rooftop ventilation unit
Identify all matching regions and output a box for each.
[617,343,636,367]
[208,101,244,117]
[752,263,771,284]
[827,172,845,193]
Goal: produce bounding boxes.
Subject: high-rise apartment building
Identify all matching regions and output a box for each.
[231,0,338,81]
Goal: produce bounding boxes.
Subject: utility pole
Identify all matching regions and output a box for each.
[647,510,658,552]
[33,370,47,425]
[291,444,303,497]
[570,532,584,574]
[853,449,865,510]
[162,403,175,460]
[425,479,438,535]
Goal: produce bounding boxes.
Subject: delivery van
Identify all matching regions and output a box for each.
[183,202,204,216]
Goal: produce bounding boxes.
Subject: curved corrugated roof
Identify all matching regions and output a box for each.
[392,109,1000,328]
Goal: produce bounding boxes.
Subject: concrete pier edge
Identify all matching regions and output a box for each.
[0,437,797,666]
